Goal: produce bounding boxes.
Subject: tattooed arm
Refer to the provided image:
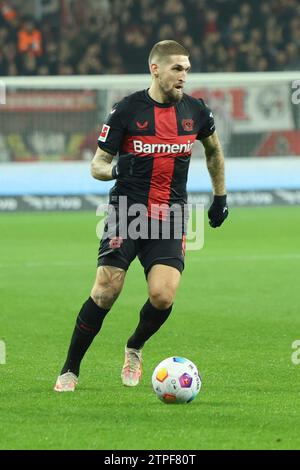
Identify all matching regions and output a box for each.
[91,147,115,181]
[202,131,226,196]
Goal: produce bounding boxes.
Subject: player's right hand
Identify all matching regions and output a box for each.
[208,195,228,228]
[112,155,134,179]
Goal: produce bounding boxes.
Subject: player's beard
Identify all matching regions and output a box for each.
[160,82,183,104]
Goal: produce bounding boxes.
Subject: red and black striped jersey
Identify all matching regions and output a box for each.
[98,89,215,216]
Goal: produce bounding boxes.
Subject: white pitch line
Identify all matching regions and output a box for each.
[0,261,93,269]
[189,253,300,262]
[0,253,300,270]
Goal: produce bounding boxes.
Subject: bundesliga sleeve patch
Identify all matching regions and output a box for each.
[98,124,110,142]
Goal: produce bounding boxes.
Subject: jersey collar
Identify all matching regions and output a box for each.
[144,89,179,108]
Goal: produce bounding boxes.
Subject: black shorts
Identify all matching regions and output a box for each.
[97,209,186,277]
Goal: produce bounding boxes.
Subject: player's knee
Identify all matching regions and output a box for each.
[149,288,174,310]
[91,266,125,309]
[91,285,120,309]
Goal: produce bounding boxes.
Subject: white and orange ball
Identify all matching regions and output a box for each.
[151,357,201,404]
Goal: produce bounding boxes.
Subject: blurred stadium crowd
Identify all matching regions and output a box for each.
[1,0,300,76]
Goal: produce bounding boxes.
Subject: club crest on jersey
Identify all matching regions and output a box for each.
[182,119,194,131]
[136,121,149,130]
[98,124,110,142]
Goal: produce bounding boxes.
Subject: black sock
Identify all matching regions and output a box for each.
[61,297,109,376]
[127,299,173,350]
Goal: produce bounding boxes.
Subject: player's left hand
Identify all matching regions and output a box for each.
[112,154,134,179]
[208,195,228,228]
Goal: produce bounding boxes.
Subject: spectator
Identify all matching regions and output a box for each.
[0,0,299,75]
[18,18,42,56]
[0,1,17,25]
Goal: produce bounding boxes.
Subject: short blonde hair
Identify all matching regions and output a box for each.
[148,40,189,65]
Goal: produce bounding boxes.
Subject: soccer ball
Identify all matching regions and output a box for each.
[151,356,201,404]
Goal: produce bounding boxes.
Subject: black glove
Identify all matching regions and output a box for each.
[208,195,228,228]
[112,155,134,179]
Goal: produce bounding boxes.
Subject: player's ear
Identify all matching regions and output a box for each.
[150,63,159,77]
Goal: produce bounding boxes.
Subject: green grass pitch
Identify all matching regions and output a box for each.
[1,206,300,450]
